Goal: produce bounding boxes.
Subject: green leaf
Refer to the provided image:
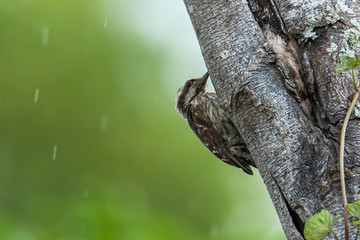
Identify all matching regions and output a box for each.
[335,56,360,73]
[337,56,360,72]
[347,200,360,219]
[330,217,340,229]
[352,221,360,226]
[304,209,332,240]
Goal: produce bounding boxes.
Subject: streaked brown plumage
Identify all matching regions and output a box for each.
[176,72,256,175]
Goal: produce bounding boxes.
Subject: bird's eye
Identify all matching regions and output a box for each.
[185,82,191,87]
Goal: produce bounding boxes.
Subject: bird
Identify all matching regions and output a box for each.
[176,72,256,175]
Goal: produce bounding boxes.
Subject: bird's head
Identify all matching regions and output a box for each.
[175,72,209,119]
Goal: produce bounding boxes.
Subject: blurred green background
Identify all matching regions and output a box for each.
[0,0,285,239]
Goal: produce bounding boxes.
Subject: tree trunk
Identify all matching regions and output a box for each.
[182,0,360,239]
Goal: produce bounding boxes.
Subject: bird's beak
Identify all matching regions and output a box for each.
[197,72,209,90]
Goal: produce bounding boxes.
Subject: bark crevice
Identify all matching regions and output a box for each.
[273,175,305,237]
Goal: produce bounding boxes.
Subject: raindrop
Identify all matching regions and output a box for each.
[210,224,219,239]
[100,114,108,131]
[52,145,57,160]
[41,27,50,46]
[84,190,89,198]
[34,88,39,103]
[104,17,108,28]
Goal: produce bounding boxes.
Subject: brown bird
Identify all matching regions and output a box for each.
[176,72,256,175]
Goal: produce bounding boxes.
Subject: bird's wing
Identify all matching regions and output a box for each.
[187,102,253,175]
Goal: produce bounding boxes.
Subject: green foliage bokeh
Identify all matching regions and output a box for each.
[0,1,285,239]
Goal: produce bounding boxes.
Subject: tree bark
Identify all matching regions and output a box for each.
[182,0,360,239]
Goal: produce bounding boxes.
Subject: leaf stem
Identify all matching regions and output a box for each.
[340,88,360,240]
[353,69,358,90]
[330,228,340,240]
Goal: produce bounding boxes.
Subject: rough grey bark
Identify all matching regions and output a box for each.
[183,0,360,239]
